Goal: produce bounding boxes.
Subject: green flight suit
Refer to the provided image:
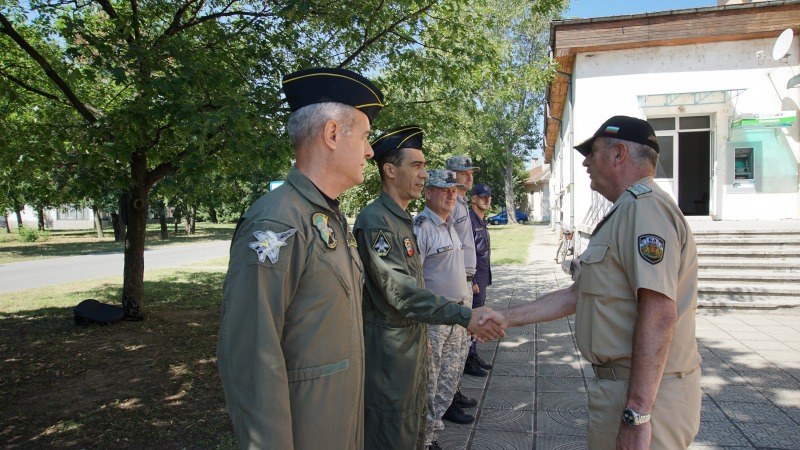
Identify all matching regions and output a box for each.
[354,191,472,450]
[217,167,365,450]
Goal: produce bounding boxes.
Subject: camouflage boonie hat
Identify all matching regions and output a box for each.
[425,169,466,188]
[445,155,480,172]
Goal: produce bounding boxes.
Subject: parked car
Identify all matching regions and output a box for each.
[487,209,528,225]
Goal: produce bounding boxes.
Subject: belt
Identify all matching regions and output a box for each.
[466,275,473,282]
[592,364,698,381]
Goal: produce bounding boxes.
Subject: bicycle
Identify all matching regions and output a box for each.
[555,228,574,265]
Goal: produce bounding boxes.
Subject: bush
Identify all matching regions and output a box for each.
[17,227,50,243]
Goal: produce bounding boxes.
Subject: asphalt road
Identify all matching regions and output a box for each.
[0,240,230,294]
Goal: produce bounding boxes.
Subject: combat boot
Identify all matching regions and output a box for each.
[463,358,488,377]
[443,403,474,424]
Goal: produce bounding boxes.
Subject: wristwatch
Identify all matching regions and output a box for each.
[622,407,651,426]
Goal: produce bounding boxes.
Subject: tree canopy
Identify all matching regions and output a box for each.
[1,0,566,311]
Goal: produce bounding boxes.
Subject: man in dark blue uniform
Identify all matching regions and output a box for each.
[468,183,494,370]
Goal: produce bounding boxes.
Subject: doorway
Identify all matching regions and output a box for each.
[648,116,712,216]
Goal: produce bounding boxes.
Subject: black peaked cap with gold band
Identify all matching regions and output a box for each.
[371,126,424,161]
[282,67,385,123]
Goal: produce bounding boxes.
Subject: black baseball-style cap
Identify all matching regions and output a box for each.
[282,67,385,123]
[371,126,424,161]
[574,115,660,156]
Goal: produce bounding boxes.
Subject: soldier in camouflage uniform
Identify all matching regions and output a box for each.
[355,127,505,450]
[415,170,475,449]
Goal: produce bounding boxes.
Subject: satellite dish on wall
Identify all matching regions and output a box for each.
[772,28,794,61]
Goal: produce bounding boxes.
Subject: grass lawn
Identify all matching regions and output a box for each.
[0,223,236,264]
[0,224,532,448]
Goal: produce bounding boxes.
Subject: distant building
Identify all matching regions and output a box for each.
[522,160,551,223]
[3,205,108,230]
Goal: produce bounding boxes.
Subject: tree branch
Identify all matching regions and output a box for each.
[338,1,436,67]
[0,68,65,103]
[94,0,119,19]
[0,13,98,123]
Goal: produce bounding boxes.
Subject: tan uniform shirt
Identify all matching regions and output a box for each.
[217,167,365,450]
[575,177,701,374]
[453,195,477,277]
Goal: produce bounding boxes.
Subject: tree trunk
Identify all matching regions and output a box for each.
[209,206,218,223]
[111,212,125,242]
[37,207,45,230]
[93,205,105,238]
[121,152,149,318]
[158,201,169,240]
[3,213,10,233]
[13,198,23,229]
[189,204,196,234]
[173,208,181,234]
[504,158,517,224]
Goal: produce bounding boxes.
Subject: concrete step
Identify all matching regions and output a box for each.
[695,236,800,245]
[698,271,800,282]
[698,281,800,296]
[697,247,800,257]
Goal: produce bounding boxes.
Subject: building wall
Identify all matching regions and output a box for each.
[565,37,800,223]
[5,206,102,230]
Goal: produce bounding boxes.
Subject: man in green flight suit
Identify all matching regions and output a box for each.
[354,126,507,450]
[217,67,383,450]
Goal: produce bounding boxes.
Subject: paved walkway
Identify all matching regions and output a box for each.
[0,240,229,293]
[438,224,800,449]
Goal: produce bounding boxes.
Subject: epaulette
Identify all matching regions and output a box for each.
[413,215,428,227]
[627,184,652,198]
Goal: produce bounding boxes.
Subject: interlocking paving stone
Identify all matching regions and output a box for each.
[700,398,730,422]
[482,389,534,411]
[535,411,587,437]
[534,435,588,450]
[487,376,535,391]
[736,422,800,449]
[468,430,533,450]
[461,374,490,390]
[491,362,536,378]
[717,401,794,424]
[535,361,584,376]
[693,422,751,447]
[497,341,537,352]
[437,426,469,450]
[703,384,771,403]
[536,374,587,393]
[475,408,534,432]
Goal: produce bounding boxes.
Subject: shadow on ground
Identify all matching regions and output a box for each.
[0,271,236,449]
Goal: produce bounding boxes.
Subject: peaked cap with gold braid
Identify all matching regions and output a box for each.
[282,67,384,123]
[370,125,424,161]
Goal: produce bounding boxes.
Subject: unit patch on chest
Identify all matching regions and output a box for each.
[372,230,391,257]
[312,212,337,249]
[403,237,415,257]
[638,234,665,264]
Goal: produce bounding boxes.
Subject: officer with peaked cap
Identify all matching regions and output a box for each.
[217,67,384,450]
[354,128,506,450]
[490,115,701,449]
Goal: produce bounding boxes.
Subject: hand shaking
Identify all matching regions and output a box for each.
[467,306,508,342]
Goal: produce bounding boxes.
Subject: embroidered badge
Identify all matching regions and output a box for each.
[312,213,337,249]
[456,215,467,224]
[346,229,357,248]
[436,245,453,254]
[372,230,391,256]
[627,184,652,198]
[638,234,665,264]
[249,229,297,264]
[403,237,415,257]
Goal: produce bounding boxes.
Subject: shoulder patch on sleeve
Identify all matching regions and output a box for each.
[372,230,391,257]
[627,184,653,198]
[638,234,665,264]
[245,220,298,270]
[413,215,427,237]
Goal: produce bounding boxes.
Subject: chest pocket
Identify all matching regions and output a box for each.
[579,244,610,297]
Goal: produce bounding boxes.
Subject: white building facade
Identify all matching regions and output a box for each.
[545,1,800,246]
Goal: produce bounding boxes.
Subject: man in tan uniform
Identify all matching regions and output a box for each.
[217,67,383,449]
[491,116,701,449]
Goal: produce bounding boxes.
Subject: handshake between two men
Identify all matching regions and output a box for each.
[466,306,508,342]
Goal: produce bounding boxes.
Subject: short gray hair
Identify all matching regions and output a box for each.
[287,102,356,150]
[601,137,659,170]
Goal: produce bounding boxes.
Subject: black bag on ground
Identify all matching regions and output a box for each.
[73,299,125,325]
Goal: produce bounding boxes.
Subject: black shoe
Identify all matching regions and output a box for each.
[463,359,488,377]
[454,389,477,408]
[472,354,493,370]
[428,441,443,450]
[443,403,474,424]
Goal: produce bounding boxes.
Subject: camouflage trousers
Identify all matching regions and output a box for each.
[424,323,470,445]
